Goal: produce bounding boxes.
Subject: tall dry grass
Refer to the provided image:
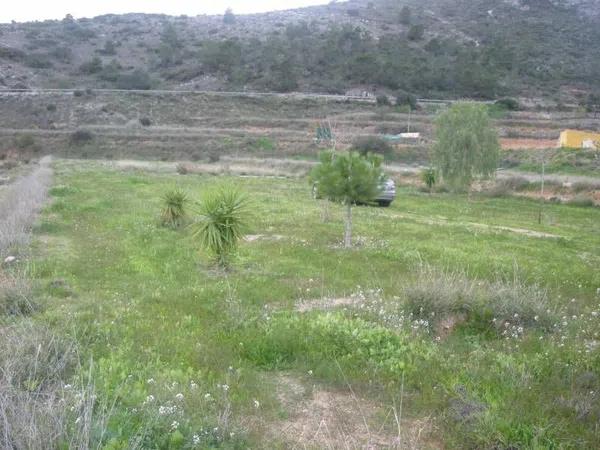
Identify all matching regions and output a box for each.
[0,321,110,450]
[0,156,53,259]
[0,157,114,449]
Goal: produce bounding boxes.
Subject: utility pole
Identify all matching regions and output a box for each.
[538,152,546,224]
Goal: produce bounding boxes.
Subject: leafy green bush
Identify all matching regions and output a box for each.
[244,313,434,380]
[192,188,249,268]
[160,189,188,228]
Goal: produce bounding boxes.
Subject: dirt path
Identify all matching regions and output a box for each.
[389,212,562,239]
[267,374,436,450]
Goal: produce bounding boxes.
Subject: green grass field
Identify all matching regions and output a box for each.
[27,160,600,448]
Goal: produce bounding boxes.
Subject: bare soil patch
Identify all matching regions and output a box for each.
[295,297,359,313]
[269,374,437,450]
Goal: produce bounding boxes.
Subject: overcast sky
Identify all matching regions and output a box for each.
[1,1,336,23]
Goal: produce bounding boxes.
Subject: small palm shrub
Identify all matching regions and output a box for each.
[421,168,437,192]
[160,189,188,228]
[192,188,249,268]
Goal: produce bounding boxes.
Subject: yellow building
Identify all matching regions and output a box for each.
[558,129,600,149]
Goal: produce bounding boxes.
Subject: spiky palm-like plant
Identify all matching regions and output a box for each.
[161,189,188,228]
[192,188,249,269]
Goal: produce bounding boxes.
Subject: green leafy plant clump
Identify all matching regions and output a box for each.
[192,187,249,268]
[243,312,435,382]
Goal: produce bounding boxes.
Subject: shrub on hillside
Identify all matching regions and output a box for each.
[407,24,425,41]
[139,117,152,127]
[116,69,153,90]
[69,130,94,146]
[376,94,391,106]
[13,134,36,150]
[396,90,418,110]
[79,57,102,74]
[495,98,521,111]
[351,136,394,161]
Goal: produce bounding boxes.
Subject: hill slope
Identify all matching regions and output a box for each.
[1,0,599,101]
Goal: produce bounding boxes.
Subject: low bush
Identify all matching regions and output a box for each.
[402,266,555,333]
[485,177,530,197]
[376,94,391,106]
[567,195,595,208]
[13,134,36,150]
[176,163,188,175]
[69,130,94,146]
[139,117,152,127]
[396,90,418,110]
[0,273,37,316]
[351,136,394,161]
[243,312,434,381]
[116,69,153,90]
[495,98,521,111]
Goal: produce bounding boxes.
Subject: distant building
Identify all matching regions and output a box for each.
[559,130,600,149]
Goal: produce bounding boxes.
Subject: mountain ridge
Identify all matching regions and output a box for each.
[1,0,599,102]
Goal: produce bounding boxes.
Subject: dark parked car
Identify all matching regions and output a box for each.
[312,177,396,207]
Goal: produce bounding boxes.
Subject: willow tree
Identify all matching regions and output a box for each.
[310,151,383,248]
[432,103,500,191]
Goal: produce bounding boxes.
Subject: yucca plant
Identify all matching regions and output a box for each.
[192,188,249,269]
[161,189,188,228]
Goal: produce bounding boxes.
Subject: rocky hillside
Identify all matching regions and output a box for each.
[1,0,599,101]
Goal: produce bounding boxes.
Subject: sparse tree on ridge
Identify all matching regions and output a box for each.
[399,6,411,25]
[224,8,236,24]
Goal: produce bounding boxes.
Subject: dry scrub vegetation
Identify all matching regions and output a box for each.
[0,158,109,449]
